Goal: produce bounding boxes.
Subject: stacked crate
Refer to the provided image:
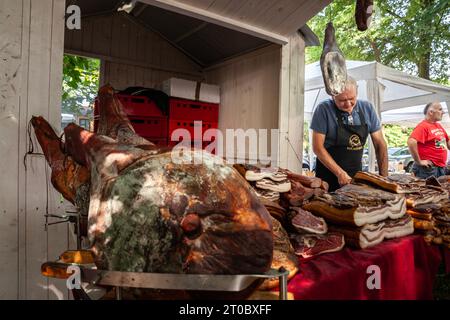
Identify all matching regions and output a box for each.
[94,94,168,146]
[167,98,219,152]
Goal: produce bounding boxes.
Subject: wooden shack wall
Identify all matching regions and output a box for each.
[203,45,281,162]
[0,0,71,300]
[64,12,203,90]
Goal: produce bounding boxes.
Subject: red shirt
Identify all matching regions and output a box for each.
[410,120,449,167]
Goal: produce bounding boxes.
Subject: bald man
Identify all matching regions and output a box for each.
[408,102,449,179]
[310,77,388,191]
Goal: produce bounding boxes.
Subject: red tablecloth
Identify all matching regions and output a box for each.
[443,247,450,274]
[287,235,442,300]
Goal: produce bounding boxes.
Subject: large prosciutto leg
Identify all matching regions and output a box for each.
[320,22,348,96]
[355,0,374,31]
[63,122,273,275]
[96,85,154,146]
[30,116,90,204]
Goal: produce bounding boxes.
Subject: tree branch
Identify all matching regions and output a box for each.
[383,7,407,21]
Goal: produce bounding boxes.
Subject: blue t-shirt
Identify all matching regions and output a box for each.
[310,99,381,148]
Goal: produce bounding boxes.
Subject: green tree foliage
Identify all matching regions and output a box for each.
[306,0,450,83]
[382,124,414,147]
[62,55,100,116]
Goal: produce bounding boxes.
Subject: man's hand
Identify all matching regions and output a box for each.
[417,159,433,167]
[337,171,352,186]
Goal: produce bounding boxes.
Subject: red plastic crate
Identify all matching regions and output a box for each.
[168,120,218,142]
[169,98,219,122]
[117,94,165,117]
[93,94,165,133]
[129,116,168,138]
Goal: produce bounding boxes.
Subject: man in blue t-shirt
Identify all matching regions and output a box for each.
[310,77,388,191]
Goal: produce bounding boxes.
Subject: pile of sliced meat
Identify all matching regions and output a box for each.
[353,172,450,248]
[235,165,346,261]
[303,182,414,249]
[409,175,450,248]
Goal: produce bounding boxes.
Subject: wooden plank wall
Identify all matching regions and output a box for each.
[204,45,280,163]
[0,0,69,299]
[64,12,203,90]
[278,34,305,173]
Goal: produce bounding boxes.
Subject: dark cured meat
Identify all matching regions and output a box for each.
[320,22,347,96]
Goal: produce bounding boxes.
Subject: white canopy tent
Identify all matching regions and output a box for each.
[304,60,450,171]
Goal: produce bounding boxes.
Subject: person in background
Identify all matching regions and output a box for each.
[408,102,449,179]
[310,77,388,191]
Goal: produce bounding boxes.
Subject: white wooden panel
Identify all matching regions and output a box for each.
[140,0,289,44]
[17,0,31,300]
[104,62,202,90]
[0,0,22,300]
[0,0,67,300]
[64,12,202,84]
[278,34,305,173]
[172,0,331,37]
[25,0,55,300]
[46,0,69,300]
[278,41,290,169]
[204,45,280,162]
[286,34,304,173]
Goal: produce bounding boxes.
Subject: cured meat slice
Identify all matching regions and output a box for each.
[353,171,411,193]
[320,22,347,96]
[256,178,291,193]
[303,184,406,227]
[406,209,432,221]
[290,207,327,234]
[245,168,287,182]
[259,217,298,290]
[413,218,434,231]
[355,0,374,31]
[290,233,345,258]
[405,185,448,208]
[329,215,414,249]
[255,188,280,202]
[260,198,287,224]
[280,169,322,189]
[412,203,442,213]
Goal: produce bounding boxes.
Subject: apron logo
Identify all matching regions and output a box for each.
[348,134,362,150]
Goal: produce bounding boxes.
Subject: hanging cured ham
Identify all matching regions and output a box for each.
[320,22,348,96]
[355,0,374,31]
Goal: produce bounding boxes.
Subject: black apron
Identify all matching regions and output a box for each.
[315,104,369,192]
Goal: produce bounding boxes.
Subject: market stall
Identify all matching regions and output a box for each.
[1,0,448,301]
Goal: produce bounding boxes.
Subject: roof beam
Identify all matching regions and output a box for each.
[382,93,449,112]
[174,21,208,43]
[138,0,289,44]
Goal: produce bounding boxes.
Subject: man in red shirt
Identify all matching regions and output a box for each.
[407,102,449,179]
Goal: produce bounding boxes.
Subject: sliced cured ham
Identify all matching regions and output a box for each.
[290,233,345,259]
[329,215,414,249]
[303,184,406,227]
[290,207,327,234]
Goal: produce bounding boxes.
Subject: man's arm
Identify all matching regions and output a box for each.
[370,130,388,176]
[312,131,352,186]
[407,137,432,167]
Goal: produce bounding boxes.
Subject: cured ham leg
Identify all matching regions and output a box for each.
[320,22,347,96]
